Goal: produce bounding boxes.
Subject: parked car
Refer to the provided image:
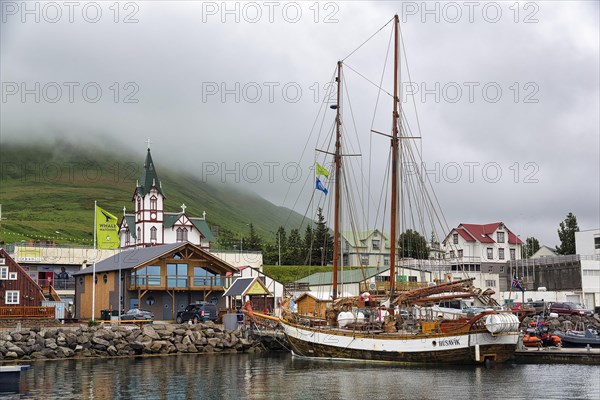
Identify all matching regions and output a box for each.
[176,302,218,324]
[549,302,593,317]
[526,301,550,315]
[510,302,536,317]
[120,308,154,320]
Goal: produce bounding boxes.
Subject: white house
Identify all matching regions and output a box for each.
[341,229,390,267]
[442,222,523,263]
[531,245,557,259]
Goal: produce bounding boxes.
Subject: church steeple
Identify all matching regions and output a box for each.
[138,148,164,197]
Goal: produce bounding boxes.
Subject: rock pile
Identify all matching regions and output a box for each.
[522,314,600,331]
[0,323,261,361]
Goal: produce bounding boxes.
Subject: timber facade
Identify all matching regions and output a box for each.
[73,242,237,320]
[0,248,46,307]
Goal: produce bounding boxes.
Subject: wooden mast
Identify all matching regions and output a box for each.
[389,14,400,295]
[332,60,342,301]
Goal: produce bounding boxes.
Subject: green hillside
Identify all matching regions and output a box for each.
[0,138,307,246]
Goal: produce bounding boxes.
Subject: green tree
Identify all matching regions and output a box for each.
[521,236,540,258]
[313,208,333,266]
[398,229,430,259]
[304,225,314,265]
[556,212,579,255]
[242,223,263,251]
[287,228,304,265]
[215,228,236,250]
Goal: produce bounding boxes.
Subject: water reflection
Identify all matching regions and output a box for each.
[6,353,599,400]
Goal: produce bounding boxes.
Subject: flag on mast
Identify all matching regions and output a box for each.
[315,177,328,195]
[511,273,524,292]
[96,205,120,249]
[316,163,330,178]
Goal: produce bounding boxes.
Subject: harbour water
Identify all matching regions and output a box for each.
[3,353,599,400]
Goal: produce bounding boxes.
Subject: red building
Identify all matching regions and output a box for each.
[0,248,46,307]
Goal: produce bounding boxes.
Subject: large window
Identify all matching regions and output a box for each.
[453,234,459,244]
[498,248,505,260]
[594,236,600,249]
[485,280,496,288]
[176,227,188,242]
[6,290,19,304]
[510,248,516,260]
[167,263,188,288]
[133,265,161,286]
[193,267,222,287]
[372,239,380,250]
[457,249,463,258]
[487,248,493,259]
[150,226,157,241]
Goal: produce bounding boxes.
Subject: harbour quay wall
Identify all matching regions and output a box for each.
[0,323,262,361]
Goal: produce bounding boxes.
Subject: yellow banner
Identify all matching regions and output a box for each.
[96,206,120,249]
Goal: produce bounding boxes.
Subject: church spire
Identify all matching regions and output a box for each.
[138,147,164,197]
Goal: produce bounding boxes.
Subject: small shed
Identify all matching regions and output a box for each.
[295,291,334,318]
[223,277,272,311]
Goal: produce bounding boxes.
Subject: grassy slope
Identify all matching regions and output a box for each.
[0,139,306,245]
[263,265,362,284]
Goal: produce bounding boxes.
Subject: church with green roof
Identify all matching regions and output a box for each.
[119,146,213,249]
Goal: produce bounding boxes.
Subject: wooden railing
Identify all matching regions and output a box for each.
[0,306,56,320]
[129,275,232,291]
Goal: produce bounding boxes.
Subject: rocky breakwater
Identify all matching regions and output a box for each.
[0,323,261,361]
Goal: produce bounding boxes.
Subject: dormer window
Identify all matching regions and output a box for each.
[497,232,505,243]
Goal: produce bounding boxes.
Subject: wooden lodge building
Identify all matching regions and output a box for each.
[73,242,237,320]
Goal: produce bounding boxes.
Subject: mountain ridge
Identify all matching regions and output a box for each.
[0,138,308,246]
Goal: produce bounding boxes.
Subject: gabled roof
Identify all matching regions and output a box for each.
[136,148,164,197]
[73,242,236,276]
[446,222,523,245]
[341,229,390,248]
[190,218,214,241]
[223,277,272,297]
[163,213,214,241]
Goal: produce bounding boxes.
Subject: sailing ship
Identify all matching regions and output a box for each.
[253,15,521,364]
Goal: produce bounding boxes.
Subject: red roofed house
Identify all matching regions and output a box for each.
[442,222,523,263]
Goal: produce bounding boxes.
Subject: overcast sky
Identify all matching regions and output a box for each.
[1,1,599,248]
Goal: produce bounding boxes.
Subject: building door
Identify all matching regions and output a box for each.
[163,294,173,320]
